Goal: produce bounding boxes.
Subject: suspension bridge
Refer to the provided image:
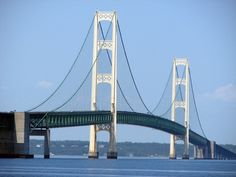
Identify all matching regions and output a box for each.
[0,11,235,160]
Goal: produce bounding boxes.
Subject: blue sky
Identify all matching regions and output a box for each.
[0,0,236,144]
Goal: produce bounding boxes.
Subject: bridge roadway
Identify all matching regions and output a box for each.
[30,111,208,147]
[30,110,236,159]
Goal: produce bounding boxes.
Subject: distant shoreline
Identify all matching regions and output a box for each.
[30,140,236,157]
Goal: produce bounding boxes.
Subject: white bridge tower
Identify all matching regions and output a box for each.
[169,58,190,159]
[89,11,118,159]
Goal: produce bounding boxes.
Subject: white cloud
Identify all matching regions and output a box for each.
[37,80,53,89]
[204,83,236,102]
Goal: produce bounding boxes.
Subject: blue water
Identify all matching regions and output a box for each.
[0,157,236,177]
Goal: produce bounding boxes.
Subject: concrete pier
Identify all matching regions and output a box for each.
[194,145,204,159]
[107,152,118,159]
[0,112,33,158]
[169,135,176,159]
[210,141,216,159]
[31,129,50,159]
[194,141,216,159]
[88,125,99,159]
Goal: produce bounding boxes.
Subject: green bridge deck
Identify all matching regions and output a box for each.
[29,111,208,146]
[1,111,235,159]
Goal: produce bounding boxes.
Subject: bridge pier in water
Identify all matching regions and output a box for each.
[2,11,236,160]
[0,112,52,158]
[194,145,204,159]
[88,125,99,159]
[1,111,236,159]
[169,59,190,160]
[194,141,217,159]
[107,121,118,159]
[30,129,50,159]
[169,135,176,159]
[88,11,118,159]
[88,122,117,159]
[210,141,216,159]
[0,112,33,158]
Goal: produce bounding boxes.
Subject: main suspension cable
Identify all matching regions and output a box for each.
[27,17,95,112]
[32,15,114,128]
[117,20,151,114]
[159,67,186,117]
[52,15,114,111]
[151,66,172,114]
[189,68,207,138]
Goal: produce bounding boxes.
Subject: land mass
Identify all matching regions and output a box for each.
[30,140,236,157]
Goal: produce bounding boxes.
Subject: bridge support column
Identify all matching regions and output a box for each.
[89,11,118,159]
[169,135,176,159]
[44,129,50,159]
[0,112,34,158]
[194,144,212,159]
[194,145,204,159]
[13,112,30,157]
[31,129,50,159]
[182,126,190,159]
[170,59,190,159]
[107,121,117,159]
[88,125,99,159]
[169,59,177,159]
[210,141,216,159]
[182,60,190,160]
[203,145,210,159]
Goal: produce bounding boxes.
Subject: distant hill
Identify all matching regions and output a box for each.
[30,140,236,157]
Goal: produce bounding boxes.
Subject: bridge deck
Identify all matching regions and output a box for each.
[29,111,208,146]
[1,111,235,159]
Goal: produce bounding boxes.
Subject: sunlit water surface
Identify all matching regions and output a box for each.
[0,156,236,177]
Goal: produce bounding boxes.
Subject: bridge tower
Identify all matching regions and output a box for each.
[89,11,118,159]
[169,58,190,159]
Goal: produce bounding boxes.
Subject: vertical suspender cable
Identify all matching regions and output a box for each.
[33,15,114,128]
[189,68,207,138]
[117,20,151,113]
[27,17,95,112]
[151,67,172,114]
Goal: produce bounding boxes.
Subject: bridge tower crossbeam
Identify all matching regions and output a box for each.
[169,58,190,159]
[89,11,118,159]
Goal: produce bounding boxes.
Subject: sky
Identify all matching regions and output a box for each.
[0,0,236,145]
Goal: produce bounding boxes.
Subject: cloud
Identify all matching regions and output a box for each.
[204,83,236,102]
[37,80,53,89]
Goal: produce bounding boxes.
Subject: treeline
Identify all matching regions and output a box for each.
[30,140,236,157]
